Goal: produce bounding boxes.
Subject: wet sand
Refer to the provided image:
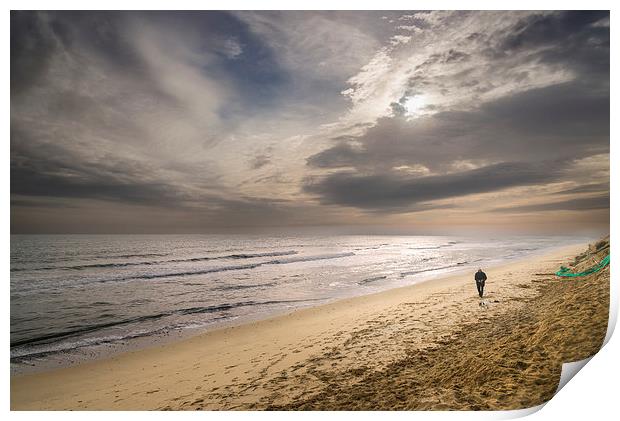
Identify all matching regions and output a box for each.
[11,240,609,410]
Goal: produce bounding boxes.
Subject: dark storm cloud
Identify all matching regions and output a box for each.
[11,120,307,224]
[10,10,610,232]
[10,198,78,209]
[394,11,608,108]
[477,82,609,140]
[307,142,364,168]
[444,49,470,63]
[493,195,609,213]
[306,10,609,213]
[11,11,147,95]
[510,21,608,89]
[11,11,289,117]
[10,12,55,96]
[249,154,271,170]
[308,80,609,173]
[552,182,610,196]
[11,138,189,206]
[499,11,609,57]
[11,134,314,227]
[304,161,564,211]
[482,11,609,73]
[10,11,290,212]
[12,164,187,206]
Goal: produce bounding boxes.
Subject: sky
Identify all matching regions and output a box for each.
[10,10,610,235]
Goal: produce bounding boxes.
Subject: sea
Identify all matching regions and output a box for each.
[10,234,588,374]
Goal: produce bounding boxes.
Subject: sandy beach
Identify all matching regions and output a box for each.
[11,240,609,411]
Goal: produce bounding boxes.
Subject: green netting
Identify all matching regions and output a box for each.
[555,254,610,277]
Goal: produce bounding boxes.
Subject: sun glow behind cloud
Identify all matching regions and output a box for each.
[10,11,610,234]
[403,95,428,117]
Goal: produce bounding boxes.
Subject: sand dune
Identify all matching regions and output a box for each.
[11,240,609,410]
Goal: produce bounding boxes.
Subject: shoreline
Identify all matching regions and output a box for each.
[10,241,585,377]
[11,242,607,410]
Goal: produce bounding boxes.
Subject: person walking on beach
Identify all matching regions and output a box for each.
[475,269,487,298]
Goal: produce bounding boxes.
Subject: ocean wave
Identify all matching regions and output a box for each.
[11,252,170,267]
[357,275,387,285]
[269,252,355,265]
[167,250,299,263]
[353,243,389,251]
[213,281,278,291]
[10,298,322,350]
[87,252,356,284]
[111,253,170,259]
[409,246,444,250]
[10,250,300,272]
[11,331,159,361]
[400,261,468,277]
[11,314,241,362]
[409,242,459,250]
[12,319,195,362]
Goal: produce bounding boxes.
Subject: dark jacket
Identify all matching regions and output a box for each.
[475,270,487,282]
